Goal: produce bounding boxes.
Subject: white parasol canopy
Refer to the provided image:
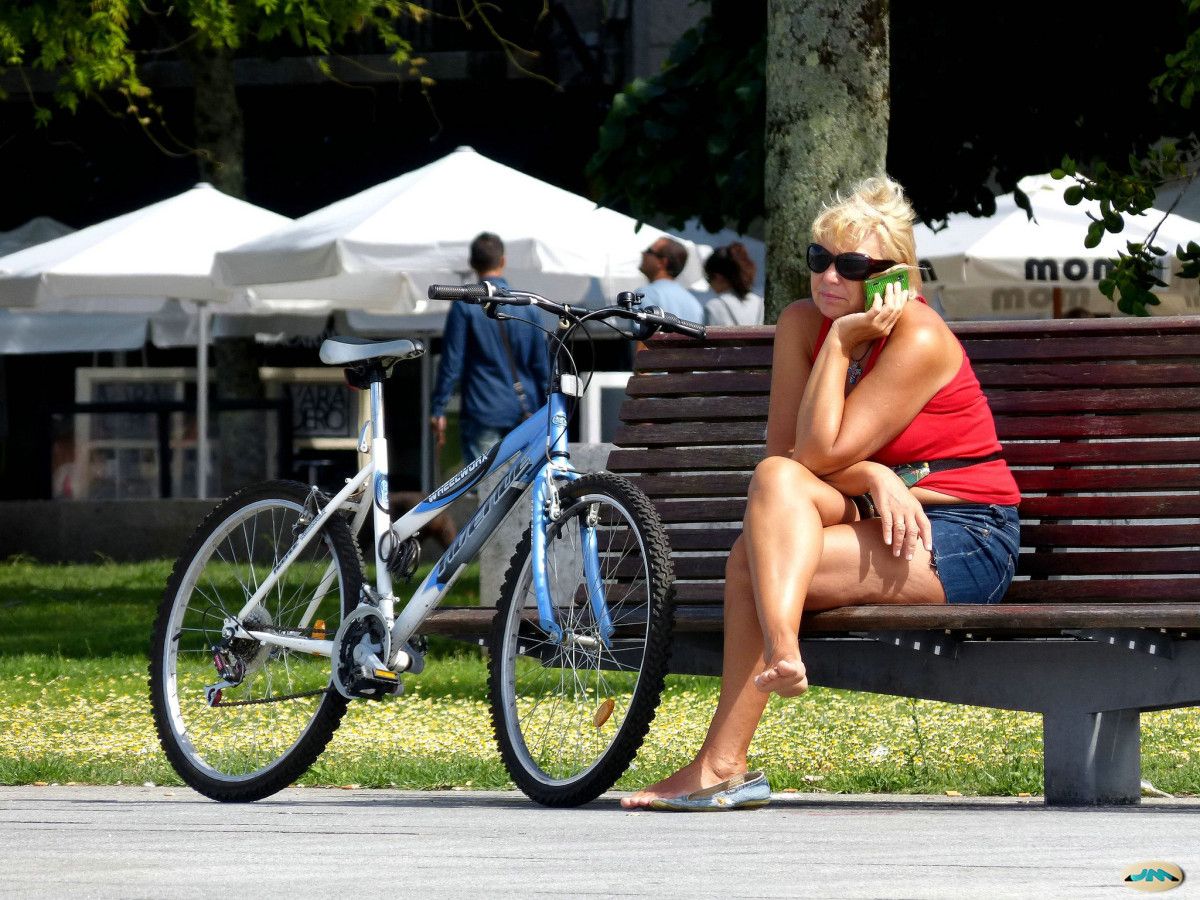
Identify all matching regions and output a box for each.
[914,174,1200,320]
[213,145,707,314]
[0,183,295,496]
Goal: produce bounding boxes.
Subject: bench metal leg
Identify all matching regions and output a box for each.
[1042,708,1141,805]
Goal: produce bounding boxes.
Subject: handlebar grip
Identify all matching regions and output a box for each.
[428,283,490,302]
[660,310,707,340]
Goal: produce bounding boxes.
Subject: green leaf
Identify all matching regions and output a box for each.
[1064,185,1084,205]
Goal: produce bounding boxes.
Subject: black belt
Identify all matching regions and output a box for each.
[891,452,1004,489]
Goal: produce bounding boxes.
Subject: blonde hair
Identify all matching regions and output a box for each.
[811,176,922,291]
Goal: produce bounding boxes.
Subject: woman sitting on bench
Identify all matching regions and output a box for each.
[623,175,1021,811]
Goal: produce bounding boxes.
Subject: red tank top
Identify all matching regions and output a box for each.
[813,312,1021,505]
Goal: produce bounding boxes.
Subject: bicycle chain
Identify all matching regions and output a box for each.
[213,687,329,707]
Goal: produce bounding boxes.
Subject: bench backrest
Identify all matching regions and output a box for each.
[608,316,1200,609]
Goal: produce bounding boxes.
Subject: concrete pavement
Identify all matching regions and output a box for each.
[2,785,1197,898]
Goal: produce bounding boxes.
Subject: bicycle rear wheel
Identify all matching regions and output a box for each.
[149,480,362,802]
[487,472,674,807]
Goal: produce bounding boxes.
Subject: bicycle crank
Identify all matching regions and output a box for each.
[331,605,405,700]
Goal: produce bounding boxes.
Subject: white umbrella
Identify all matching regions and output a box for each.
[213,145,708,310]
[0,183,293,496]
[0,219,145,354]
[914,174,1200,320]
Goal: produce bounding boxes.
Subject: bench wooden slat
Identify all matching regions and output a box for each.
[635,344,775,371]
[625,371,771,396]
[1012,468,1200,492]
[950,317,1200,339]
[1016,495,1200,517]
[986,387,1200,414]
[613,422,766,446]
[620,396,771,422]
[609,446,765,471]
[1021,523,1200,548]
[631,473,752,497]
[956,334,1200,361]
[1019,550,1200,577]
[669,602,1200,632]
[973,362,1200,387]
[670,577,1200,605]
[994,413,1200,439]
[1001,440,1200,465]
[1003,579,1200,603]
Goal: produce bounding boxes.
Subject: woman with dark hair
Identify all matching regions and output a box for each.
[703,241,764,326]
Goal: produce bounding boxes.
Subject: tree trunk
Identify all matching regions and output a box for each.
[183,45,267,492]
[764,0,890,321]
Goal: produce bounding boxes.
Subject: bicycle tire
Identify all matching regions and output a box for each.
[149,480,363,802]
[487,472,674,807]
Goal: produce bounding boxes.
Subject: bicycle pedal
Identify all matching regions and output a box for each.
[345,666,404,701]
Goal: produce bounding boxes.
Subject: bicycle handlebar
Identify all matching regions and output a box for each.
[427,283,491,302]
[425,283,707,340]
[653,308,706,340]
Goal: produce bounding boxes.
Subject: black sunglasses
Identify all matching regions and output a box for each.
[807,243,897,281]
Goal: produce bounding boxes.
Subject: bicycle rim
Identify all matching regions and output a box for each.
[152,482,360,799]
[490,474,673,805]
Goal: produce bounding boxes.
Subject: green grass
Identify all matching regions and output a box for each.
[2,558,1198,796]
[0,556,480,659]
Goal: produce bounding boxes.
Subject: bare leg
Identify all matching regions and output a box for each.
[621,459,948,808]
[621,537,769,807]
[621,459,853,808]
[742,457,850,696]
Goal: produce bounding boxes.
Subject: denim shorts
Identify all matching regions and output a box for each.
[926,504,1020,605]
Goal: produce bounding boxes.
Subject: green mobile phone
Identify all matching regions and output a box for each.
[864,268,910,310]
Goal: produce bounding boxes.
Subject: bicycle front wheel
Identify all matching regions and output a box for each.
[488,472,675,807]
[150,480,363,802]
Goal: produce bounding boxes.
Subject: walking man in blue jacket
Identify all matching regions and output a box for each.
[429,232,551,467]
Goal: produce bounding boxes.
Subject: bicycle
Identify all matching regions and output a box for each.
[149,282,707,807]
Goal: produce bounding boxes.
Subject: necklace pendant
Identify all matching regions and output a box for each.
[848,360,863,385]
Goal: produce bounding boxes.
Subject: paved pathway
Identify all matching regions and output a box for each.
[2,786,1198,898]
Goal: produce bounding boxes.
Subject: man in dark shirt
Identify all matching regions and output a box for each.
[429,232,551,466]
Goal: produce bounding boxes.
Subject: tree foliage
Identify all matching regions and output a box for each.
[1054,0,1200,315]
[585,0,765,234]
[0,1,428,127]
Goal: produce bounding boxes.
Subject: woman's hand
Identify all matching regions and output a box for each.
[830,277,915,349]
[866,466,932,560]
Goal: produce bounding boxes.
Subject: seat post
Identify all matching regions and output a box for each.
[369,375,386,443]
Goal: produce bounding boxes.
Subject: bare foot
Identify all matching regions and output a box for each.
[753,656,809,697]
[620,761,740,809]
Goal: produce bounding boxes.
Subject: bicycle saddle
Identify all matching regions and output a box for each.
[319,335,426,366]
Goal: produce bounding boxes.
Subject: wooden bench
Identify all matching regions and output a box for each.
[604,314,1200,806]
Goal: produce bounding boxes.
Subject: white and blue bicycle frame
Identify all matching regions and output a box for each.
[232,369,612,671]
